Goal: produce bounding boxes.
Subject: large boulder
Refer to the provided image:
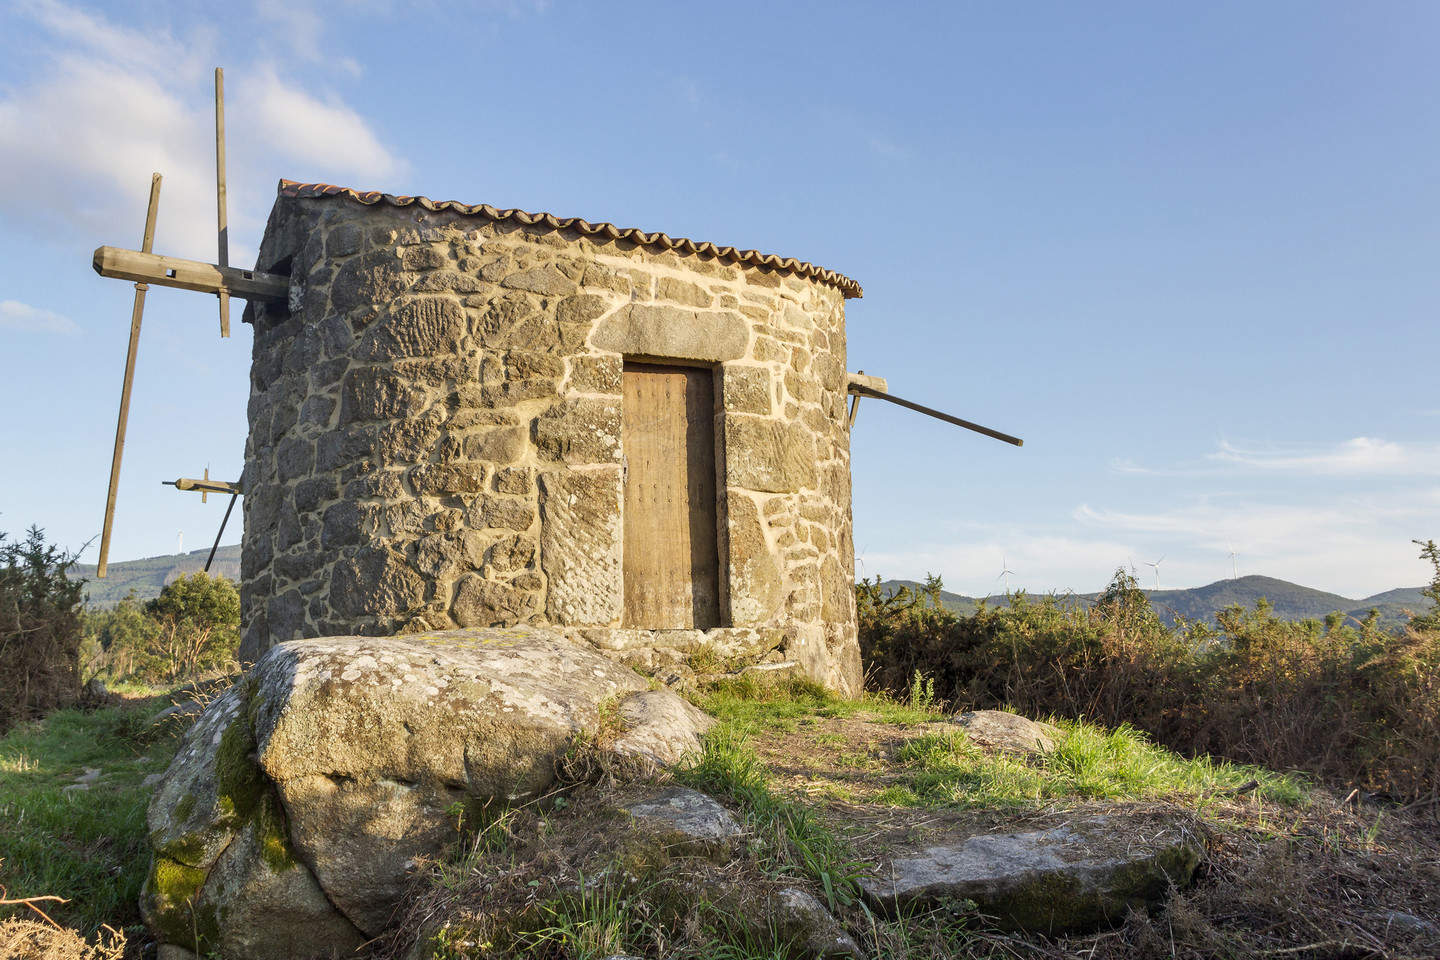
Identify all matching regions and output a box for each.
[142,627,700,959]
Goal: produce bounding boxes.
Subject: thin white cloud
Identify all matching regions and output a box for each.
[0,300,79,336]
[1207,437,1440,475]
[0,2,405,261]
[1114,437,1440,478]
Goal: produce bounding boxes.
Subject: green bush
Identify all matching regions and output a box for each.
[84,573,240,684]
[0,527,85,734]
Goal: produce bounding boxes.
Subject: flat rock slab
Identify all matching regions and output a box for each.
[621,786,743,847]
[859,813,1202,935]
[949,710,1061,754]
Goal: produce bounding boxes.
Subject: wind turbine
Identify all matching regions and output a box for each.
[1144,555,1165,590]
[854,546,868,579]
[996,556,1017,595]
[1227,541,1238,580]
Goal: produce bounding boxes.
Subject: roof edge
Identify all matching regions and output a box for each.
[277,180,862,299]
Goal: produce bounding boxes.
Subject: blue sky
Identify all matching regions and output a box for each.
[1,1,1436,599]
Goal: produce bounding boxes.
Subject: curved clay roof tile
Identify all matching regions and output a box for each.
[278,179,862,299]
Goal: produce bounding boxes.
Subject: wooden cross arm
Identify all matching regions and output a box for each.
[93,246,289,303]
[846,372,889,395]
[166,477,243,495]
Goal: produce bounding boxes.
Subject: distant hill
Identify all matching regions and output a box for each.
[74,552,1432,628]
[876,575,1431,632]
[74,545,241,607]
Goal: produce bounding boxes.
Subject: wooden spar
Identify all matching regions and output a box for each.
[205,491,240,573]
[215,67,230,338]
[92,246,288,302]
[847,370,878,426]
[98,173,163,579]
[846,380,1024,447]
[164,477,243,496]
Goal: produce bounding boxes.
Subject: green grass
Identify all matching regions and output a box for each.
[0,700,184,936]
[675,726,866,913]
[697,674,945,735]
[695,674,1304,812]
[884,719,1305,808]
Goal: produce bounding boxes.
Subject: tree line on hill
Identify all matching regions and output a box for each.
[877,572,1431,632]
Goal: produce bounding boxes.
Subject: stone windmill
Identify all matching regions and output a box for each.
[91,70,1021,696]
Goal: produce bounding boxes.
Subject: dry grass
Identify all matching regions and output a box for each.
[0,919,125,960]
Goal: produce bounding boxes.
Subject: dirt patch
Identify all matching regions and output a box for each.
[747,713,955,802]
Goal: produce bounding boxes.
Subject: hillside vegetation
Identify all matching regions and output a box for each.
[864,554,1440,803]
[880,574,1429,631]
[74,545,240,608]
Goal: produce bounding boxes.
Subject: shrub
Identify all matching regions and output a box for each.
[0,527,85,734]
[82,574,240,684]
[81,591,160,681]
[859,567,1440,802]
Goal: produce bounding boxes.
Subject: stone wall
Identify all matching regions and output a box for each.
[240,187,861,694]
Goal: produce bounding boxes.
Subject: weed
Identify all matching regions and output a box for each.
[907,669,938,712]
[676,727,866,912]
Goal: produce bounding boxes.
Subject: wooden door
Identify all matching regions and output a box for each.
[622,363,721,629]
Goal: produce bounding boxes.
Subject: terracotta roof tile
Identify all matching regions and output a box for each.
[278,180,862,299]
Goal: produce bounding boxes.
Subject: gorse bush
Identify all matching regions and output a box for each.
[84,573,240,683]
[0,526,85,734]
[860,554,1440,803]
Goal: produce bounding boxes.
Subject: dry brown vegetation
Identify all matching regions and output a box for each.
[0,919,125,960]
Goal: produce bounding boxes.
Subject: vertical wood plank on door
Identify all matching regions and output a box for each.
[623,363,720,629]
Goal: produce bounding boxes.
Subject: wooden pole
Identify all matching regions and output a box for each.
[98,173,162,579]
[205,492,239,573]
[847,383,1024,447]
[215,67,230,338]
[847,370,865,427]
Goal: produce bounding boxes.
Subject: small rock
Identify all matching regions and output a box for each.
[621,786,743,849]
[949,710,1061,754]
[84,677,109,699]
[1376,910,1438,936]
[611,690,714,766]
[775,887,866,959]
[859,814,1202,935]
[153,701,204,723]
[740,660,803,678]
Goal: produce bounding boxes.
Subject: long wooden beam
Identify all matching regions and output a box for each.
[846,382,1024,447]
[93,246,288,303]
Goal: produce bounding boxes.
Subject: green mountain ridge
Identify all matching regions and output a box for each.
[78,552,1432,631]
[74,544,241,608]
[878,575,1432,631]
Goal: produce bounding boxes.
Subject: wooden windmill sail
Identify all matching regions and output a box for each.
[93,68,287,578]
